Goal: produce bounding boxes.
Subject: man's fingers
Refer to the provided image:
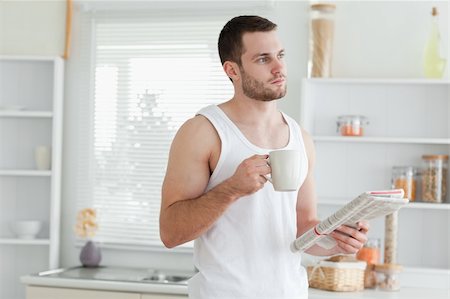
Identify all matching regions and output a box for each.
[332,223,368,254]
[357,221,370,234]
[336,224,368,240]
[246,155,271,174]
[331,232,363,253]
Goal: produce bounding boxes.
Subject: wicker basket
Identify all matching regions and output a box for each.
[307,260,366,292]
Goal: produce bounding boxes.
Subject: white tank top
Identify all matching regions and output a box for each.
[188,105,309,299]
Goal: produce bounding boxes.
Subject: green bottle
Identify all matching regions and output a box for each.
[423,7,446,78]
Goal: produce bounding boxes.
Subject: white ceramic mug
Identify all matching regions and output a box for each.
[35,145,51,170]
[268,149,302,191]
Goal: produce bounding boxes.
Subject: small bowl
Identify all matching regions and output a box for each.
[10,221,43,239]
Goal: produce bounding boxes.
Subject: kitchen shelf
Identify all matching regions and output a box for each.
[318,198,450,210]
[313,136,450,145]
[0,170,52,176]
[0,56,63,299]
[0,110,53,118]
[305,78,450,85]
[301,78,450,271]
[406,202,450,210]
[0,238,50,245]
[0,55,59,62]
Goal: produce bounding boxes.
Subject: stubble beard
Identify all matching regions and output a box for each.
[240,68,287,102]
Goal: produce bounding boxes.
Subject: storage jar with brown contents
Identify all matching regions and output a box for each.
[391,166,418,201]
[421,155,448,203]
[309,3,336,77]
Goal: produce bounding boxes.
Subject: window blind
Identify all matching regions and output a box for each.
[77,12,234,249]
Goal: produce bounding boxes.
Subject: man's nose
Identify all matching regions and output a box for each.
[271,59,285,75]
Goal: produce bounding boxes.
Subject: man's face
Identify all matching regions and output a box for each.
[238,31,287,102]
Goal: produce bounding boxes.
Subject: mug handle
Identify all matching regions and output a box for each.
[264,158,273,183]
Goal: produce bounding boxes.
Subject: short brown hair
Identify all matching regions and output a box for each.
[218,16,277,66]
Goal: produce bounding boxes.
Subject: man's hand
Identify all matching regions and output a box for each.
[330,221,369,254]
[226,154,271,197]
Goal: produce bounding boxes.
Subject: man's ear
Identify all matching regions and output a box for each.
[223,61,240,81]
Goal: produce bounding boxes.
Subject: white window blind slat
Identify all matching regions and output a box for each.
[77,12,233,248]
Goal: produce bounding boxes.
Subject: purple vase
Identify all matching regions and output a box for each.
[80,240,102,267]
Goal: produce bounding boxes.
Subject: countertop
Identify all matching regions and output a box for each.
[309,288,449,299]
[21,266,450,299]
[21,266,190,295]
[21,273,187,295]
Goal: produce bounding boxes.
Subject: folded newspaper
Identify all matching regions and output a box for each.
[290,189,408,253]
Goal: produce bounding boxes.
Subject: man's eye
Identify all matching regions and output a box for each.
[278,52,285,59]
[257,57,268,63]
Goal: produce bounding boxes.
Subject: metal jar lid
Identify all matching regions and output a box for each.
[422,154,449,161]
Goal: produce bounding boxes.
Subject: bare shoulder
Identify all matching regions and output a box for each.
[300,127,315,168]
[161,114,220,207]
[177,114,218,140]
[300,127,313,146]
[172,114,220,156]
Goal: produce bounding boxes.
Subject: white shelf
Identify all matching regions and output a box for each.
[0,55,61,62]
[0,110,53,118]
[0,238,50,245]
[313,136,450,145]
[318,198,450,210]
[0,170,52,176]
[407,202,450,210]
[306,78,450,85]
[1,55,63,299]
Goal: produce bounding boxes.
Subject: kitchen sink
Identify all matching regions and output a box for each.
[141,273,190,284]
[36,266,193,285]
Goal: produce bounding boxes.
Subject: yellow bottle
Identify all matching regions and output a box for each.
[423,7,446,78]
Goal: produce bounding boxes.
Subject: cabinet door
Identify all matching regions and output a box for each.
[141,294,187,299]
[27,286,140,299]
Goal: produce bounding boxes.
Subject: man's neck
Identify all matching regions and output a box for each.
[219,96,280,127]
[218,96,289,149]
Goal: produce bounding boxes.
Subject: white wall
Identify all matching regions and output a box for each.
[0,0,65,55]
[332,1,449,79]
[0,0,448,271]
[59,0,309,271]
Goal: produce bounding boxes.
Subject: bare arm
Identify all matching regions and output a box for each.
[159,115,270,248]
[296,128,368,256]
[296,128,320,239]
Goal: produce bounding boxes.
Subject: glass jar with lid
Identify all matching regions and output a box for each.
[391,166,418,201]
[374,263,403,291]
[356,238,380,289]
[421,155,448,203]
[356,238,381,265]
[309,3,336,77]
[336,115,369,136]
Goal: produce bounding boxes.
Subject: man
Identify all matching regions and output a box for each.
[160,16,368,298]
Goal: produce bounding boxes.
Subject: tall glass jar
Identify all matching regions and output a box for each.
[309,3,336,77]
[391,166,418,201]
[421,155,448,203]
[384,212,398,264]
